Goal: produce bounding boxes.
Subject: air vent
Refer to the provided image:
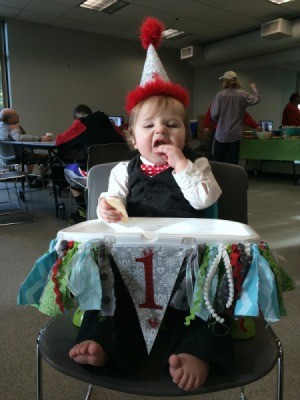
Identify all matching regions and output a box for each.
[180,46,202,60]
[261,18,292,40]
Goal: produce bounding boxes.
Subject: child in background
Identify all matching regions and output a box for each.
[69,17,233,391]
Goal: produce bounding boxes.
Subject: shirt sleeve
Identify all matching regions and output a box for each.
[10,125,39,142]
[243,90,261,107]
[243,111,259,129]
[55,119,86,146]
[210,93,221,121]
[203,106,212,128]
[173,158,222,209]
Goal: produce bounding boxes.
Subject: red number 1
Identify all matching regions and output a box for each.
[135,249,162,310]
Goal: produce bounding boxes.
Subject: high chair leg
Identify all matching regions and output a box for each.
[239,386,246,399]
[84,384,93,400]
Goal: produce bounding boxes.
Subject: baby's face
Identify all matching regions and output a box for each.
[132,98,186,165]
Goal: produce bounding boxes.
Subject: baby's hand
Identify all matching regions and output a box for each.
[98,197,123,223]
[153,144,188,173]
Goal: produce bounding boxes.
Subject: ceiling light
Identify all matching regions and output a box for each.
[79,0,128,13]
[267,0,294,4]
[163,29,186,39]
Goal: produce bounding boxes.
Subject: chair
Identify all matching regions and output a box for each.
[36,161,283,400]
[87,161,119,220]
[37,313,282,400]
[72,144,132,222]
[65,143,133,223]
[0,140,47,188]
[87,142,134,170]
[87,160,248,222]
[210,161,248,224]
[0,168,36,225]
[0,141,20,169]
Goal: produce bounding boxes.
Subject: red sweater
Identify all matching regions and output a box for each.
[203,106,259,130]
[282,103,300,126]
[55,119,85,146]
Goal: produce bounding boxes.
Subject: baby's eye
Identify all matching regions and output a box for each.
[167,122,178,127]
[143,123,154,128]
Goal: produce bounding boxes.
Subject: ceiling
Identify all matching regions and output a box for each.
[0,0,300,50]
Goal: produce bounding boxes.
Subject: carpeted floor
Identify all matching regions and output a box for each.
[0,173,299,400]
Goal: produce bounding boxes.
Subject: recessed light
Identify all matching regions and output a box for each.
[163,29,186,39]
[79,0,128,13]
[267,0,294,4]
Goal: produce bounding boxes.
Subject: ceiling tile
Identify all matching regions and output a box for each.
[0,5,21,17]
[24,0,73,16]
[16,10,59,24]
[0,0,31,8]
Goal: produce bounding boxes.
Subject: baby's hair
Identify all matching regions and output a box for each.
[124,95,192,149]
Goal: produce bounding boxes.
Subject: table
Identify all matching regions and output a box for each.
[1,140,66,217]
[239,138,300,183]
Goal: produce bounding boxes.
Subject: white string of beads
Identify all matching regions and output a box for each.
[222,247,235,309]
[203,245,224,323]
[203,244,236,324]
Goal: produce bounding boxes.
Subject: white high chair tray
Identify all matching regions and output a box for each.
[57,218,260,245]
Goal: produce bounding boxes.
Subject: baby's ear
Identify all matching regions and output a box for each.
[131,137,137,148]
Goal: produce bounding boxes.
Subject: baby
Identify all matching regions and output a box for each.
[69,16,232,392]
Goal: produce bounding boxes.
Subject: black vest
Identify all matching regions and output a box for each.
[126,147,205,218]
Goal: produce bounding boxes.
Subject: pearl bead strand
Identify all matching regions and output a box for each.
[203,245,224,324]
[222,247,235,309]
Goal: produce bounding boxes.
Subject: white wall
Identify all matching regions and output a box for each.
[192,49,299,129]
[5,19,194,137]
[5,19,299,136]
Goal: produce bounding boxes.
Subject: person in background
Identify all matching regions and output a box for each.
[69,17,233,392]
[281,92,300,126]
[202,105,262,159]
[0,108,51,187]
[210,71,261,164]
[55,104,124,223]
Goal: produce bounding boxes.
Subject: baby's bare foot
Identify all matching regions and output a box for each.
[69,340,108,366]
[169,353,209,391]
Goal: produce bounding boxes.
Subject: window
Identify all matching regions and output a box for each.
[0,20,9,109]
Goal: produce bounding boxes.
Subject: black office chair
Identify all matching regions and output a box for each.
[87,143,134,170]
[36,161,283,400]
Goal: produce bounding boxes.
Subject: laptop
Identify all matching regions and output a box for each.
[109,116,124,127]
[259,120,273,132]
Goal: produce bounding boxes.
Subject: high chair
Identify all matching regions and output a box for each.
[36,161,283,400]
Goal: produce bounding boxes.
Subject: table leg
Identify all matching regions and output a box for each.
[292,161,297,185]
[48,149,66,218]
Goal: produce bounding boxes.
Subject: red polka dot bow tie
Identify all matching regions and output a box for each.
[140,163,170,176]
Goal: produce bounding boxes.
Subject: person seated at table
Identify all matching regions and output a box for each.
[0,108,52,187]
[281,92,300,127]
[55,104,125,223]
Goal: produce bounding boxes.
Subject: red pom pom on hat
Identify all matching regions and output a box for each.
[140,17,164,49]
